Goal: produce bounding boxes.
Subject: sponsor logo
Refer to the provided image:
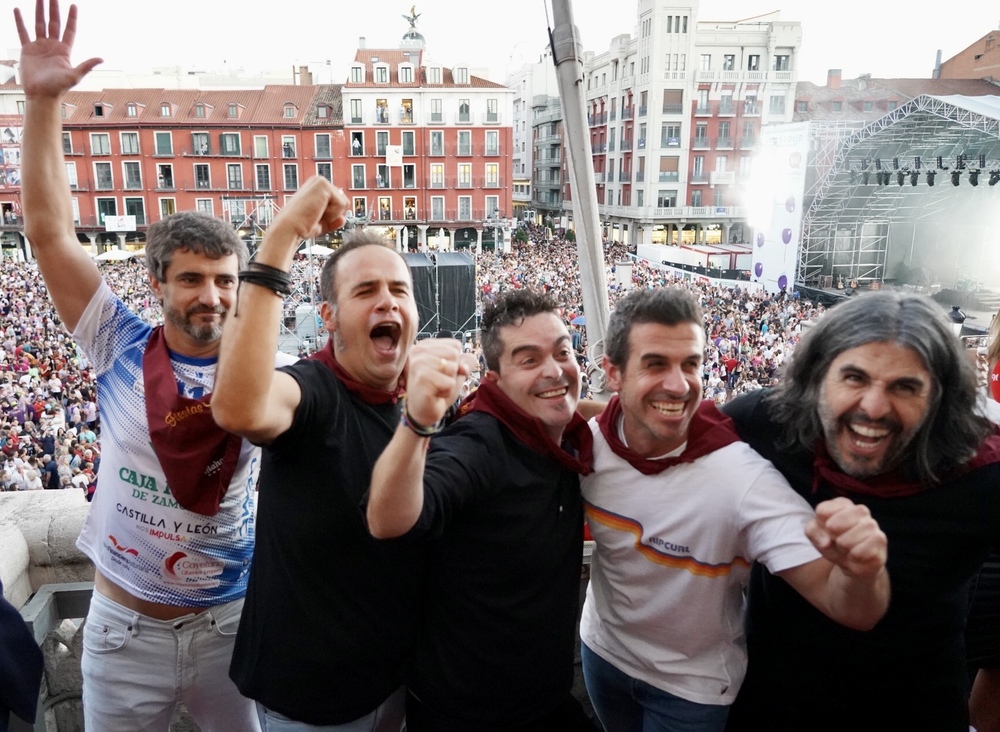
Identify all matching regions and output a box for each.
[107,534,139,557]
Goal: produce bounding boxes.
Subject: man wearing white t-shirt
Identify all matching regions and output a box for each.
[579,287,890,732]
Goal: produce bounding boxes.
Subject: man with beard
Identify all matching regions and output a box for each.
[723,291,1000,732]
[578,287,888,732]
[366,289,597,731]
[17,2,271,728]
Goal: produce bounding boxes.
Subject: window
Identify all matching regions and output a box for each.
[485,130,499,156]
[485,196,500,218]
[402,131,415,156]
[458,131,472,157]
[316,133,332,159]
[376,164,389,188]
[351,65,364,83]
[126,103,137,117]
[747,55,759,71]
[403,164,415,188]
[160,103,172,117]
[455,67,469,84]
[96,198,117,224]
[65,162,78,187]
[226,104,240,119]
[254,136,268,158]
[316,162,332,182]
[91,133,111,155]
[350,99,363,125]
[196,199,213,215]
[458,196,472,220]
[486,99,499,124]
[195,164,210,189]
[832,100,843,112]
[284,105,296,119]
[400,99,413,124]
[430,131,444,156]
[93,103,105,118]
[375,65,388,83]
[352,164,366,189]
[283,164,298,190]
[769,95,786,114]
[194,103,206,118]
[226,164,242,190]
[430,98,443,123]
[62,132,72,154]
[94,162,113,190]
[351,131,364,156]
[700,54,711,71]
[723,54,735,71]
[154,132,172,155]
[431,196,445,220]
[774,55,790,71]
[220,133,241,155]
[485,163,499,188]
[863,100,873,112]
[376,131,388,156]
[697,89,709,112]
[124,197,146,225]
[458,163,472,188]
[123,161,142,189]
[378,196,392,221]
[693,156,704,176]
[16,100,25,115]
[428,67,441,84]
[796,100,808,112]
[121,132,139,155]
[317,105,329,119]
[281,136,296,158]
[353,198,367,219]
[458,99,470,123]
[256,164,271,190]
[399,66,413,83]
[430,163,445,188]
[404,197,416,220]
[192,132,210,156]
[691,189,702,206]
[160,199,176,217]
[157,164,173,189]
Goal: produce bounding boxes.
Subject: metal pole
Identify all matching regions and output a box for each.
[549,0,611,389]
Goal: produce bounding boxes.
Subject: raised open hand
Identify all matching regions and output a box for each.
[15,0,102,98]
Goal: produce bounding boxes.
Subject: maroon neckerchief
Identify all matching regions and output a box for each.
[458,377,594,475]
[596,396,741,475]
[309,340,403,405]
[811,427,1000,498]
[142,326,241,517]
[991,361,1000,403]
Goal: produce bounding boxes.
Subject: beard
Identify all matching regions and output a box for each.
[163,302,226,344]
[818,405,922,479]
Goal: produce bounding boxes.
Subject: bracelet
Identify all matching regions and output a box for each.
[399,398,443,437]
[238,265,293,296]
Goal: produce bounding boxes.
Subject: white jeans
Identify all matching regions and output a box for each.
[81,589,260,732]
[256,687,406,732]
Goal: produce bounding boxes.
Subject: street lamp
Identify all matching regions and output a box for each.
[947,305,966,336]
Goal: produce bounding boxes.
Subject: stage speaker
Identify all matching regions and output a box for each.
[436,252,477,334]
[401,253,437,333]
[821,275,834,288]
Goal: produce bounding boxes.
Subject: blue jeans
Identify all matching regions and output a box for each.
[581,643,729,732]
[256,687,406,732]
[81,590,259,732]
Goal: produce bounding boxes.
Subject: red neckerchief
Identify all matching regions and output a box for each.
[596,396,741,475]
[811,427,1000,498]
[458,377,593,475]
[309,340,403,405]
[991,361,1000,403]
[142,326,241,517]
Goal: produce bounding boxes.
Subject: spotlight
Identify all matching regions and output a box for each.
[989,170,1000,186]
[893,157,900,170]
[910,171,919,186]
[875,158,883,170]
[937,156,947,170]
[980,154,987,168]
[957,154,966,170]
[914,156,922,169]
[897,171,905,186]
[862,157,871,169]
[926,170,936,186]
[952,171,961,186]
[862,171,870,185]
[878,171,888,186]
[970,170,980,186]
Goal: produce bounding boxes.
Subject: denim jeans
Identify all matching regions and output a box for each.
[256,687,406,732]
[81,590,260,732]
[581,643,729,732]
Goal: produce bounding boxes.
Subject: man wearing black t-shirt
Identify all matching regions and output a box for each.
[722,291,1000,732]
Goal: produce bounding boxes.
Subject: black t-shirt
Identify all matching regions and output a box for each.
[406,412,584,731]
[723,389,1000,732]
[230,360,425,725]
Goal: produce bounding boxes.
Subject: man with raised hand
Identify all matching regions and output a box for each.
[17,1,264,729]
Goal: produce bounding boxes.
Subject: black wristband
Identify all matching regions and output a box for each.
[399,398,443,437]
[238,268,293,296]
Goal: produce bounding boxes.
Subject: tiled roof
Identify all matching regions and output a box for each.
[345,48,505,89]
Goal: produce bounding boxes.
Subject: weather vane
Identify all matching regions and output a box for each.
[402,5,421,28]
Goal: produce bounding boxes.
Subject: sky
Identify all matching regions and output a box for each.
[1,0,998,86]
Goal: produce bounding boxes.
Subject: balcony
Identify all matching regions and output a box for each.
[743,102,760,116]
[662,103,683,115]
[658,172,679,183]
[588,112,608,126]
[483,112,501,124]
[638,105,647,117]
[662,137,681,148]
[635,171,645,182]
[591,143,607,154]
[430,145,445,156]
[637,138,646,150]
[482,145,502,156]
[456,112,472,124]
[350,115,364,125]
[694,105,712,116]
[690,172,709,184]
[456,145,473,157]
[620,139,633,152]
[718,102,736,116]
[619,170,632,183]
[739,135,756,150]
[428,112,444,124]
[593,172,606,184]
[399,111,415,124]
[427,178,446,189]
[608,140,616,153]
[536,134,562,145]
[710,170,736,186]
[609,109,617,121]
[621,107,634,120]
[715,136,734,149]
[692,137,711,150]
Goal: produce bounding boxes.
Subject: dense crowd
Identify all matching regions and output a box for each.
[0,228,823,491]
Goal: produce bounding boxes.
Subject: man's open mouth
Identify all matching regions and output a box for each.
[370,322,402,351]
